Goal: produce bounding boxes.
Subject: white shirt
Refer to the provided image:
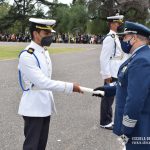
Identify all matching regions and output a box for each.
[18,41,73,117]
[100,30,128,79]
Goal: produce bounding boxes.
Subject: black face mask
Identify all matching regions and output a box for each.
[41,36,53,46]
[120,37,134,54]
[117,25,124,32]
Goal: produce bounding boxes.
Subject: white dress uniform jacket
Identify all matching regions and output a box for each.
[100,30,128,79]
[18,41,73,117]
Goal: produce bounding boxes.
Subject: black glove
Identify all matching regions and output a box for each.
[93,83,117,97]
[92,86,104,97]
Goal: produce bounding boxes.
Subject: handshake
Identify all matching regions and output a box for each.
[73,82,117,97]
[93,82,117,97]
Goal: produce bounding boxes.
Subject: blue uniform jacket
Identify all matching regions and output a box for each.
[103,83,116,97]
[113,45,150,150]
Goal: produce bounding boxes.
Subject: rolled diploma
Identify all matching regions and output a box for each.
[80,86,105,96]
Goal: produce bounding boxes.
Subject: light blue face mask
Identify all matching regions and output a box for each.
[120,37,134,54]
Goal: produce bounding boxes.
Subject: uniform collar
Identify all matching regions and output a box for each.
[30,41,45,53]
[131,45,146,55]
[109,30,117,34]
[119,45,147,71]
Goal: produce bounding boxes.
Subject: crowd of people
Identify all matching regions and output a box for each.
[0,33,30,42]
[0,33,104,44]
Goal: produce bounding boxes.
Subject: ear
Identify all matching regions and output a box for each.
[133,34,138,41]
[33,31,38,37]
[33,30,40,40]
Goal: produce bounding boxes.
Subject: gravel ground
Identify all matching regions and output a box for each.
[0,43,123,150]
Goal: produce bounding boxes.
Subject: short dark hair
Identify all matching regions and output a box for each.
[29,23,43,40]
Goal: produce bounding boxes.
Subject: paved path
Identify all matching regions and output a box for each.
[0,43,122,150]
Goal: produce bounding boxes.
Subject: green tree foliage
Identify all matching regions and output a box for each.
[0,2,10,19]
[53,5,70,33]
[87,0,150,33]
[50,2,88,34]
[117,0,150,26]
[72,0,87,5]
[0,0,45,33]
[68,4,88,33]
[0,0,5,4]
[87,19,108,34]
[0,4,18,32]
[0,0,149,34]
[87,0,118,34]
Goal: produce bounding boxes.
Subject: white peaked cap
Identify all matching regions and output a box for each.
[107,15,124,20]
[29,18,56,33]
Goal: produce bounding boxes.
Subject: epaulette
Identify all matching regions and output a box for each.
[44,46,48,51]
[27,48,34,54]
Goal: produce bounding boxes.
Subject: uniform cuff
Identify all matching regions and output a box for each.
[121,115,137,136]
[101,74,111,79]
[64,82,73,94]
[121,125,134,137]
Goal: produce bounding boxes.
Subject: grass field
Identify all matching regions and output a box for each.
[0,45,84,60]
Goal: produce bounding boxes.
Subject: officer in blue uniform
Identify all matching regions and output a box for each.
[93,21,150,150]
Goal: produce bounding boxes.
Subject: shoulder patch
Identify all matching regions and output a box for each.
[27,48,34,54]
[111,34,115,38]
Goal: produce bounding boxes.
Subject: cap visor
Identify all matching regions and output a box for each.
[117,32,127,36]
[117,31,137,36]
[51,29,56,33]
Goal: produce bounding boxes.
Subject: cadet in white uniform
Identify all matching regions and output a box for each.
[99,14,128,130]
[18,18,82,150]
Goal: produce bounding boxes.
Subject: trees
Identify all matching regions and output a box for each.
[0,0,45,33]
[87,0,117,34]
[47,0,88,34]
[0,3,18,32]
[117,0,150,23]
[0,0,149,35]
[87,0,150,34]
[68,4,88,33]
[0,2,10,19]
[87,0,150,22]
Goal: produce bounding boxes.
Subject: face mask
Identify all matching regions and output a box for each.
[41,36,53,46]
[120,37,133,54]
[117,25,124,32]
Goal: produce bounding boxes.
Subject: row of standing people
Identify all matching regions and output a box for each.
[0,32,104,44]
[0,33,30,42]
[54,34,103,44]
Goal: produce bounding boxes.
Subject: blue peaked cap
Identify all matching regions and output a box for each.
[118,21,150,38]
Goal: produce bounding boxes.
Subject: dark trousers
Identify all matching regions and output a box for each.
[100,77,117,126]
[23,116,51,150]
